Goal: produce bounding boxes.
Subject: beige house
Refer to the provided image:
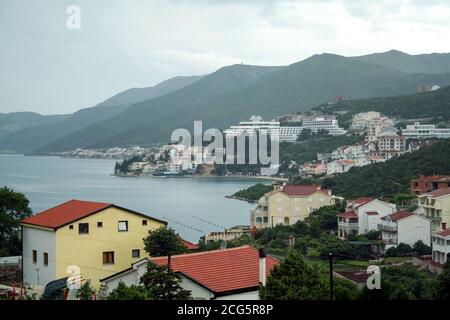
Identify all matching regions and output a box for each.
[417,188,450,231]
[251,184,334,229]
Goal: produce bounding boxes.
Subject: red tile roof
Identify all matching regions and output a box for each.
[381,211,414,222]
[337,210,358,218]
[149,246,278,294]
[353,197,374,208]
[422,188,450,198]
[335,271,370,284]
[281,184,329,196]
[434,229,450,238]
[21,199,112,229]
[181,239,199,250]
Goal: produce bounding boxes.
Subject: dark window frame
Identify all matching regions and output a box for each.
[132,249,140,258]
[43,252,48,266]
[32,250,37,264]
[79,223,89,234]
[102,251,115,264]
[97,221,103,228]
[118,220,128,232]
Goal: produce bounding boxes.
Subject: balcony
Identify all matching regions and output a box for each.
[338,221,358,228]
[378,223,397,233]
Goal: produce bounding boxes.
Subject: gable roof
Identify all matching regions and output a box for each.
[434,229,450,238]
[353,197,374,208]
[20,199,166,229]
[421,188,450,198]
[281,184,329,197]
[149,246,278,295]
[381,211,415,222]
[337,210,358,218]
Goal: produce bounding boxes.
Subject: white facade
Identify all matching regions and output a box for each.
[401,122,450,139]
[432,231,450,265]
[326,160,355,175]
[350,112,381,130]
[100,259,262,300]
[224,116,281,141]
[354,200,397,235]
[378,213,431,248]
[279,126,303,142]
[301,117,346,135]
[22,227,56,287]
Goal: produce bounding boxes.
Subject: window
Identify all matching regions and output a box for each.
[118,221,128,232]
[32,250,37,264]
[79,223,89,234]
[103,251,114,264]
[142,220,147,226]
[132,249,140,258]
[43,252,48,266]
[97,221,103,228]
[69,225,73,230]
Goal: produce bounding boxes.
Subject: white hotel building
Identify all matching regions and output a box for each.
[302,117,347,136]
[224,116,346,143]
[401,122,450,139]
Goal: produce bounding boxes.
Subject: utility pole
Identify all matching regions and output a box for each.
[329,252,334,300]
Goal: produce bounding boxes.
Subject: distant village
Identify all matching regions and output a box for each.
[108,107,450,178]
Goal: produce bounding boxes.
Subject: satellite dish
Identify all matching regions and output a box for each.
[220,240,227,250]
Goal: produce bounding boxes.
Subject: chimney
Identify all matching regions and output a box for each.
[259,248,267,286]
[442,222,447,230]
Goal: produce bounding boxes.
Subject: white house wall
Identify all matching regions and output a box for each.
[357,201,396,234]
[22,227,56,287]
[397,216,431,246]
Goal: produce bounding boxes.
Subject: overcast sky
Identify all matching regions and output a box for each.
[1,0,450,115]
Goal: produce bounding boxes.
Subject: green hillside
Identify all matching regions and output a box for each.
[0,75,206,152]
[0,112,69,139]
[321,139,450,199]
[314,85,450,126]
[35,54,450,151]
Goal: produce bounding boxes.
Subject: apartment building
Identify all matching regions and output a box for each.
[377,211,431,249]
[410,175,450,195]
[432,228,450,266]
[417,188,450,231]
[20,200,166,289]
[401,122,450,139]
[301,117,347,136]
[338,198,397,239]
[251,184,334,229]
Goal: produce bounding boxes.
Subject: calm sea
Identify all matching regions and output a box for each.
[0,154,261,241]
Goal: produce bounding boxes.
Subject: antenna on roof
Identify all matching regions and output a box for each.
[220,240,227,250]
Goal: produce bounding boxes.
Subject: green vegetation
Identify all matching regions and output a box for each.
[361,265,439,300]
[321,138,450,198]
[315,85,450,126]
[143,226,187,257]
[0,187,32,256]
[232,183,273,201]
[259,250,329,300]
[437,260,450,300]
[107,282,151,300]
[76,280,95,300]
[279,135,362,176]
[384,241,431,258]
[139,262,191,300]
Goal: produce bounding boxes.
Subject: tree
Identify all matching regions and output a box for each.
[333,277,361,300]
[0,187,32,256]
[361,266,438,300]
[437,259,450,300]
[107,282,151,300]
[139,262,191,300]
[77,280,95,300]
[384,243,414,257]
[259,251,328,300]
[413,240,432,256]
[143,227,187,256]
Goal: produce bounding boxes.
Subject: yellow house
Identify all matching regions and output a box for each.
[418,188,450,231]
[251,184,334,229]
[20,199,166,290]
